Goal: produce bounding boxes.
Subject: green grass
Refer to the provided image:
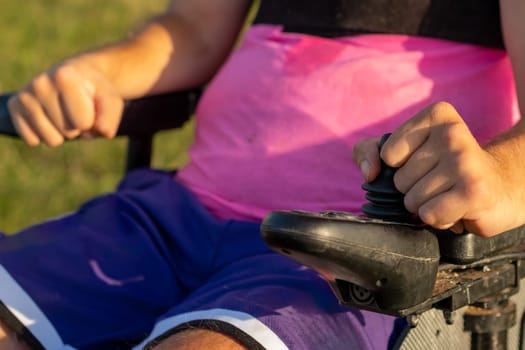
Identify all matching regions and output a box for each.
[0,0,194,233]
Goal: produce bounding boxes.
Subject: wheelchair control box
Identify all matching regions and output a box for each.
[260,209,525,317]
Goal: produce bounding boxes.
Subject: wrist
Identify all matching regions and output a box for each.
[484,136,525,226]
[67,44,140,98]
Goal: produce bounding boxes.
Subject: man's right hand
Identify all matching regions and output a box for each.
[353,102,525,238]
[7,58,124,147]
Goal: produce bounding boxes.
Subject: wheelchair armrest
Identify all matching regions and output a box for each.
[117,89,201,171]
[0,89,201,171]
[436,226,525,264]
[0,94,16,137]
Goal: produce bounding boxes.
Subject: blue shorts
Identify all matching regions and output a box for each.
[0,169,400,349]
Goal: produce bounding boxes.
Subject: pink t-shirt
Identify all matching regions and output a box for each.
[176,25,520,221]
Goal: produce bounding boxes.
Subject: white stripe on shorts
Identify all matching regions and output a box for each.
[133,308,289,350]
[0,265,75,350]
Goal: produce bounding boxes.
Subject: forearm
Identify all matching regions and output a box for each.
[73,15,203,99]
[489,0,525,216]
[7,0,251,146]
[71,1,250,99]
[483,121,525,203]
[501,0,525,111]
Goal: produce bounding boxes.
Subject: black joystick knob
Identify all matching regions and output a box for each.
[361,134,414,222]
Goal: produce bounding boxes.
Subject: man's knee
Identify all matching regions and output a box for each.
[0,320,31,350]
[150,329,248,350]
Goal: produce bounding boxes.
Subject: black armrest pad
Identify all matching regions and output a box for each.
[436,225,525,264]
[0,94,16,137]
[117,89,201,137]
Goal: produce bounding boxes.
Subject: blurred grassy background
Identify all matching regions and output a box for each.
[0,0,194,233]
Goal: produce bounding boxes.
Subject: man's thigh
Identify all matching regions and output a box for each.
[136,246,399,350]
[0,169,229,349]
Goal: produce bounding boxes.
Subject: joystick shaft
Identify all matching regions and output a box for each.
[361,134,415,222]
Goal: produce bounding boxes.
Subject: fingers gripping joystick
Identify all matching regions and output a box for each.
[361,134,415,222]
[261,134,440,315]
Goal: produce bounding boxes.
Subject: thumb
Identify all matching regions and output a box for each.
[352,137,382,182]
[92,90,124,138]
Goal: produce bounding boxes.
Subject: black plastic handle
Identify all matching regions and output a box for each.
[0,93,17,137]
[361,133,414,221]
[261,210,440,314]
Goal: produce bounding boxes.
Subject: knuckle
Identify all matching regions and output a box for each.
[444,123,468,145]
[440,126,456,145]
[428,101,456,120]
[68,110,95,131]
[16,91,40,116]
[393,172,409,194]
[52,66,75,88]
[460,176,489,202]
[74,115,95,131]
[454,151,472,170]
[7,95,18,112]
[30,74,50,96]
[403,194,418,214]
[17,90,34,105]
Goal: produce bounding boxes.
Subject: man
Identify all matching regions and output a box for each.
[4,0,525,349]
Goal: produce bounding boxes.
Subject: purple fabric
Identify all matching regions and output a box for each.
[0,169,398,349]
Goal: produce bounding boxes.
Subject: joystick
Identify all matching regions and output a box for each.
[361,134,415,222]
[260,133,440,314]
